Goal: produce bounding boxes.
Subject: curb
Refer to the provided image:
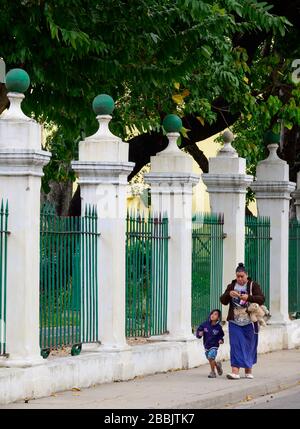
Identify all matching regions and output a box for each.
[171,375,300,409]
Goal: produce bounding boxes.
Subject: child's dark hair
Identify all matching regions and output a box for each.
[210,309,221,318]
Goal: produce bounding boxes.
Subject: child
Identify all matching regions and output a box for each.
[196,309,225,378]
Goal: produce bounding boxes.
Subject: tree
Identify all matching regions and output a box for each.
[0,0,295,213]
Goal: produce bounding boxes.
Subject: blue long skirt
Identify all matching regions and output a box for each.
[229,321,258,368]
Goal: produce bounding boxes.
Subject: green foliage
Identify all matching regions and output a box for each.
[230,21,300,180]
[42,128,80,193]
[0,0,294,189]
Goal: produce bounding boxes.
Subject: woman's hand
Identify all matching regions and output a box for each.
[229,290,240,298]
[240,293,249,301]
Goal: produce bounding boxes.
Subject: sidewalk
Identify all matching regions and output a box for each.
[1,349,299,409]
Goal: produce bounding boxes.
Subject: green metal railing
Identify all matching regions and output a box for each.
[40,203,99,357]
[192,213,224,331]
[126,212,169,337]
[289,219,300,317]
[0,200,8,356]
[245,216,271,308]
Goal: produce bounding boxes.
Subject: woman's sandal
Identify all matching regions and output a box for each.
[226,373,240,380]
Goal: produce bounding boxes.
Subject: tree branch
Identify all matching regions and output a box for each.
[0,83,8,114]
[128,97,240,180]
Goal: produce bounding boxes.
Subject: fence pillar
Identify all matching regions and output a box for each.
[72,95,134,351]
[0,69,51,366]
[251,136,296,324]
[292,172,300,221]
[145,115,199,341]
[202,131,253,319]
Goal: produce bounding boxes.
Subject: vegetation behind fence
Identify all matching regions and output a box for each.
[289,219,300,317]
[40,203,99,357]
[192,213,224,331]
[245,216,271,308]
[126,212,168,338]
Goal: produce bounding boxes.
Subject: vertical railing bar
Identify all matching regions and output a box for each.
[70,215,75,344]
[125,213,129,337]
[88,206,92,343]
[91,207,95,342]
[144,213,149,336]
[141,214,146,336]
[3,202,8,354]
[62,216,66,349]
[67,215,71,345]
[52,215,57,350]
[0,201,3,355]
[53,217,63,348]
[76,215,81,344]
[138,214,143,337]
[164,216,168,333]
[47,211,53,350]
[149,214,153,336]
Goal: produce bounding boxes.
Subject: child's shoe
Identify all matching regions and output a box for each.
[208,371,217,378]
[216,361,223,376]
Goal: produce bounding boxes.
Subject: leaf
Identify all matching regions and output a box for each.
[150,32,160,44]
[200,45,213,59]
[243,76,249,84]
[181,89,190,98]
[181,127,190,139]
[172,88,190,105]
[174,82,180,90]
[71,387,81,391]
[284,121,293,130]
[172,94,184,105]
[196,116,205,126]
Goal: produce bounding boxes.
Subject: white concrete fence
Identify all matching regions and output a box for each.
[0,68,299,381]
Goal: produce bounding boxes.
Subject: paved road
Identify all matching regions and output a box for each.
[228,384,300,409]
[1,349,299,409]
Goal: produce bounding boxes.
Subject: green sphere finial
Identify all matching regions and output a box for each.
[264,130,280,145]
[162,114,182,133]
[5,68,30,93]
[92,94,115,115]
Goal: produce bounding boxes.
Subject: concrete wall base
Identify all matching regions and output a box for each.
[0,321,300,405]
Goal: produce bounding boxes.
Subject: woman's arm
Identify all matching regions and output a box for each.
[218,326,225,343]
[248,282,265,305]
[220,284,232,305]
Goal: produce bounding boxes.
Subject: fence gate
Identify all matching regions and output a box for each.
[0,200,8,356]
[40,203,99,357]
[289,219,300,317]
[245,216,271,308]
[126,212,169,337]
[192,213,224,331]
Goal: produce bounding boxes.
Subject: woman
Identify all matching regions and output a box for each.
[220,262,265,380]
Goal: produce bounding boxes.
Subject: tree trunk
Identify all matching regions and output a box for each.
[0,83,9,114]
[41,180,73,217]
